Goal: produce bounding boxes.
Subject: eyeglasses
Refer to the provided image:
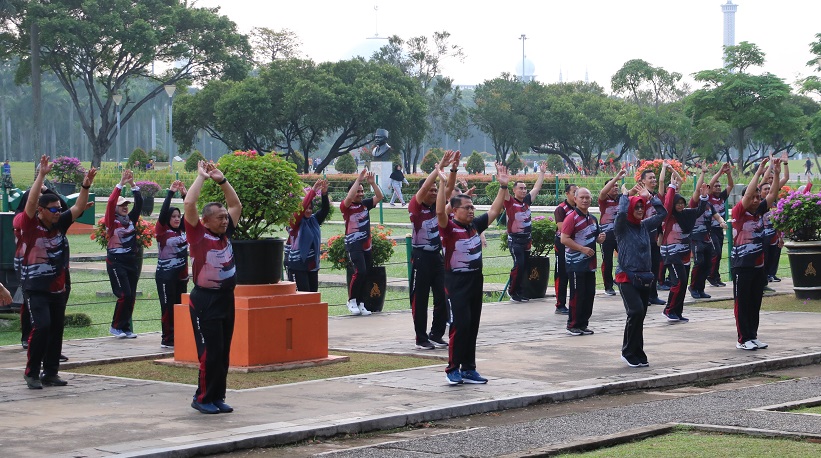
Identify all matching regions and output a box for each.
[454,205,475,211]
[44,206,61,214]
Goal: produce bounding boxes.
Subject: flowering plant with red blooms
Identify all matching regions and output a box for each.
[91,217,156,250]
[777,185,792,200]
[322,225,396,270]
[634,159,687,187]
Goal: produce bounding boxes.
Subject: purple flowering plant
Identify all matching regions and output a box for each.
[135,180,161,197]
[771,190,821,241]
[49,156,86,184]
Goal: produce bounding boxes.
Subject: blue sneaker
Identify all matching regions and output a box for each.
[664,313,680,322]
[446,370,463,385]
[109,327,126,338]
[460,370,488,384]
[191,401,219,414]
[678,315,689,323]
[213,400,234,413]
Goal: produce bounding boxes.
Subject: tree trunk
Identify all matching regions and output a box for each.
[736,128,746,173]
[31,22,41,162]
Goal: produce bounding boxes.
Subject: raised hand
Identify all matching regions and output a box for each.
[637,183,650,200]
[615,168,626,180]
[312,179,323,192]
[208,165,226,183]
[170,180,182,193]
[320,179,329,195]
[700,183,710,197]
[197,160,210,179]
[83,167,98,187]
[452,151,461,167]
[39,155,53,176]
[539,161,547,174]
[357,168,368,181]
[497,162,510,186]
[439,150,455,170]
[758,157,770,173]
[365,171,376,185]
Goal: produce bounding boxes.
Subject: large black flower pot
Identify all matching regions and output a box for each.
[53,182,76,196]
[523,255,551,299]
[140,196,155,217]
[346,265,387,312]
[232,238,284,285]
[785,241,821,299]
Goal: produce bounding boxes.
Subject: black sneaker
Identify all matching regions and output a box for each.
[708,279,726,287]
[770,276,781,282]
[21,340,28,350]
[24,375,42,389]
[566,328,583,336]
[604,288,616,296]
[621,355,641,368]
[59,354,68,362]
[428,334,448,348]
[649,297,666,305]
[416,340,435,350]
[699,291,711,298]
[657,283,671,291]
[580,328,594,335]
[509,294,529,302]
[688,287,702,299]
[763,286,776,293]
[40,374,68,386]
[555,305,569,315]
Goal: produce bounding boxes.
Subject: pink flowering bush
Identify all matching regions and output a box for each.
[771,190,821,241]
[49,156,86,184]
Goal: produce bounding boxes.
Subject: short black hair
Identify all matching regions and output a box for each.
[640,169,655,180]
[564,183,577,194]
[450,194,471,209]
[38,193,60,208]
[347,181,363,191]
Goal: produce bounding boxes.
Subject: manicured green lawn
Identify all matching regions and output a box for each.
[555,430,821,457]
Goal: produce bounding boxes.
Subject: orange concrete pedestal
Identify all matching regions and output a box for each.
[173,282,329,368]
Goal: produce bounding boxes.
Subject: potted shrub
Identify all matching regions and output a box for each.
[771,188,821,299]
[500,215,558,298]
[48,156,86,195]
[135,180,161,216]
[199,150,304,284]
[323,225,396,312]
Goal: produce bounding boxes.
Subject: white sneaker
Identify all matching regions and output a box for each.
[751,339,768,349]
[346,299,361,315]
[736,341,757,351]
[358,302,372,316]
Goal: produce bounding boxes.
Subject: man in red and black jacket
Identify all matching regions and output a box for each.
[597,169,626,296]
[504,161,547,302]
[553,183,577,315]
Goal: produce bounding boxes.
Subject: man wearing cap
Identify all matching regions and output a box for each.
[17,155,96,389]
[105,169,144,338]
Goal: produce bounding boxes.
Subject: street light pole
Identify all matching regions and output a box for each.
[113,93,123,169]
[164,84,177,175]
[519,34,527,82]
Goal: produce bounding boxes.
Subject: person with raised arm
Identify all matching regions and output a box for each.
[504,161,547,302]
[706,162,734,287]
[18,155,96,389]
[689,163,728,299]
[732,158,780,350]
[764,152,790,284]
[154,180,189,349]
[408,150,458,350]
[614,182,667,367]
[341,168,384,316]
[105,169,143,338]
[183,161,242,414]
[598,169,627,296]
[286,179,331,292]
[436,162,508,385]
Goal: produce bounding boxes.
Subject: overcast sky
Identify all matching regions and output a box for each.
[199,0,821,91]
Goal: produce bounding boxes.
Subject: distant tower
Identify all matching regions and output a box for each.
[559,67,563,83]
[722,1,737,66]
[584,67,589,84]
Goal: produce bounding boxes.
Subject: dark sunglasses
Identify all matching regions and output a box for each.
[44,207,61,214]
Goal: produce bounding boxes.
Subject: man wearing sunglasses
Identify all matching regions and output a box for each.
[504,161,547,302]
[17,155,96,389]
[436,162,509,385]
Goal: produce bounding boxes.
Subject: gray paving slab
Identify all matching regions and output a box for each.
[0,278,819,457]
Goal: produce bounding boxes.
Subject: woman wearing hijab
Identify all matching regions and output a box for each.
[286,179,331,292]
[658,163,709,323]
[154,180,189,349]
[389,164,409,206]
[615,182,667,367]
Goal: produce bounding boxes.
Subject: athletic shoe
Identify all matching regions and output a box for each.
[213,400,234,413]
[109,327,127,338]
[509,293,529,302]
[751,339,768,349]
[763,286,776,292]
[389,203,395,206]
[191,401,220,414]
[770,276,781,282]
[161,343,174,349]
[123,331,138,339]
[649,297,666,306]
[657,283,671,291]
[59,354,69,362]
[708,279,726,287]
[699,291,711,299]
[688,287,702,299]
[428,334,448,348]
[24,375,42,389]
[678,316,689,323]
[639,360,650,367]
[460,370,488,384]
[604,288,616,296]
[357,302,372,316]
[580,328,594,335]
[416,340,435,350]
[21,340,28,350]
[555,305,569,315]
[664,313,680,322]
[621,355,641,368]
[566,328,583,336]
[40,374,68,386]
[446,370,464,385]
[346,299,361,315]
[736,341,757,351]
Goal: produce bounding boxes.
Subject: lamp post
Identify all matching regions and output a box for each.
[209,140,213,161]
[457,138,461,153]
[113,93,122,169]
[519,34,527,82]
[164,84,177,174]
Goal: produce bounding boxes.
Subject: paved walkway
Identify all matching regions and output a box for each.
[1,278,820,457]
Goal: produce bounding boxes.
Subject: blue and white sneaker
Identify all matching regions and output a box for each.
[446,370,463,385]
[109,327,126,338]
[664,313,680,322]
[123,331,138,339]
[460,370,488,384]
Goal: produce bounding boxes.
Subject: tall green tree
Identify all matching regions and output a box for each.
[689,42,793,171]
[471,74,527,163]
[2,0,251,167]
